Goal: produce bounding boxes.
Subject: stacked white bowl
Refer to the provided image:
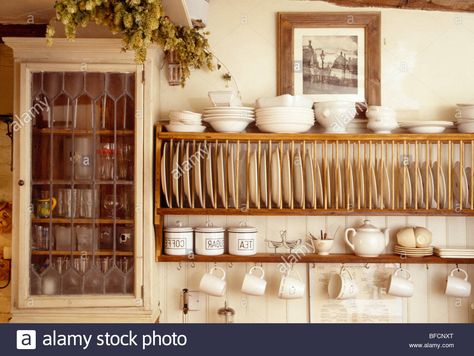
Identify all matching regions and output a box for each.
[165,111,205,132]
[314,101,356,133]
[202,107,255,133]
[366,106,399,134]
[255,94,314,133]
[455,104,474,133]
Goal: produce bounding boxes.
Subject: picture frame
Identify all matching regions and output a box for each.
[277,12,381,111]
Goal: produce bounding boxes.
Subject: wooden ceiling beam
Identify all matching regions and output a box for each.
[0,24,46,43]
[324,0,474,12]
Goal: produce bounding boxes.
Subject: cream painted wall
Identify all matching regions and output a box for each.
[0,44,13,323]
[156,1,474,323]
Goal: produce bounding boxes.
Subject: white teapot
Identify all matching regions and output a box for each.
[344,219,390,257]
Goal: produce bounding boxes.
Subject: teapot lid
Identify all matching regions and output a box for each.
[358,219,380,231]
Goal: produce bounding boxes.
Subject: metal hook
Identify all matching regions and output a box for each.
[214,262,217,267]
[398,263,402,269]
[191,261,195,268]
[311,263,316,269]
[228,262,233,268]
[456,263,460,271]
[177,262,182,271]
[365,263,370,269]
[426,264,429,270]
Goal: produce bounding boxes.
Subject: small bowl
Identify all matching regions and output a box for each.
[314,239,334,256]
[169,110,202,121]
[208,91,242,107]
[314,101,356,133]
[165,124,206,133]
[457,121,474,133]
[204,118,253,132]
[257,122,313,133]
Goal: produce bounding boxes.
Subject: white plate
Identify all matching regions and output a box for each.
[325,162,331,208]
[420,161,436,208]
[160,142,170,207]
[271,148,281,207]
[294,148,304,208]
[432,161,446,209]
[333,160,343,208]
[204,106,254,112]
[194,143,204,208]
[205,145,216,208]
[172,143,181,206]
[203,116,255,122]
[315,160,323,208]
[353,160,365,208]
[165,124,206,133]
[249,150,259,207]
[399,121,454,134]
[409,162,424,208]
[183,143,191,207]
[379,159,391,208]
[345,159,355,209]
[227,145,236,208]
[282,149,292,206]
[255,107,314,113]
[398,164,413,208]
[257,122,313,134]
[453,161,469,207]
[368,161,378,208]
[260,151,268,208]
[217,145,226,207]
[305,150,315,208]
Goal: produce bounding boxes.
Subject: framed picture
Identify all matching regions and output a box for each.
[277,12,381,109]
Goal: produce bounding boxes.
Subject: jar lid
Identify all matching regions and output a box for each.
[228,226,257,233]
[195,226,225,233]
[164,220,193,233]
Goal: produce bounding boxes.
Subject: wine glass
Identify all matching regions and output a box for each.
[103,194,122,218]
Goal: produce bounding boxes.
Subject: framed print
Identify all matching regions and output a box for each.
[277,12,381,109]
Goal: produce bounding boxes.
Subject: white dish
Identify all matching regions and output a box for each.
[409,162,424,208]
[271,148,281,207]
[334,160,343,208]
[256,94,313,108]
[453,161,469,207]
[282,149,292,206]
[160,142,170,208]
[194,143,204,208]
[217,145,226,207]
[260,151,268,208]
[169,110,202,121]
[183,143,192,207]
[172,143,181,207]
[399,165,413,208]
[305,150,315,208]
[314,101,356,133]
[208,90,241,107]
[227,145,236,208]
[206,118,253,133]
[255,107,314,113]
[325,163,332,208]
[165,124,206,133]
[257,122,313,133]
[379,159,391,208]
[294,149,304,208]
[315,160,323,208]
[456,121,474,133]
[205,145,216,208]
[432,161,447,209]
[345,159,355,209]
[204,113,255,119]
[368,162,378,208]
[399,121,454,134]
[249,150,259,207]
[204,106,254,112]
[354,160,365,208]
[420,161,436,208]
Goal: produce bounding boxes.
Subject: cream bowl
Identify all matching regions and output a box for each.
[204,117,253,132]
[314,101,356,133]
[257,122,313,133]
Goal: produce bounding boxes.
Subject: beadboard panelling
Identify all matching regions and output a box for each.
[159,215,473,323]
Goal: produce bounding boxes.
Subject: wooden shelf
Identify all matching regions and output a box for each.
[157,131,474,142]
[32,218,134,224]
[32,180,134,185]
[156,207,474,216]
[156,253,474,264]
[34,128,134,136]
[32,250,133,256]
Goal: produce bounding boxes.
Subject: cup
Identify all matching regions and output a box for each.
[445,268,471,298]
[78,189,97,218]
[199,267,226,297]
[241,266,267,296]
[314,239,334,255]
[278,269,305,299]
[32,225,50,250]
[76,225,95,251]
[387,268,414,297]
[328,267,358,299]
[396,227,416,248]
[57,188,77,218]
[414,226,432,248]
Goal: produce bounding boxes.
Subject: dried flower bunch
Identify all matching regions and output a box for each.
[46,0,214,85]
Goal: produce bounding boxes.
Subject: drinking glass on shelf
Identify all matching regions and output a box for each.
[97,143,115,180]
[99,226,113,250]
[78,189,98,218]
[117,143,133,180]
[32,225,50,250]
[103,194,122,218]
[76,225,95,251]
[57,188,77,218]
[54,225,75,250]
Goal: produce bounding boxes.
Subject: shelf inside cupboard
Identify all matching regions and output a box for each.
[32,250,133,256]
[156,253,474,264]
[33,128,134,136]
[31,218,134,224]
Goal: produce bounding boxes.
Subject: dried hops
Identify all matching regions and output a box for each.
[47,0,214,85]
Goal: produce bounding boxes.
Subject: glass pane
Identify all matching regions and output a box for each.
[30,71,136,297]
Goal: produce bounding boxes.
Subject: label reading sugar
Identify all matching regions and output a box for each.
[205,238,224,250]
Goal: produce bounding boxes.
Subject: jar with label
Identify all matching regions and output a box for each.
[164,221,193,256]
[228,223,257,256]
[195,222,225,256]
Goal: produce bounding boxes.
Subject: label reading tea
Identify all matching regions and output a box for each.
[205,238,224,250]
[238,239,254,251]
[165,238,186,249]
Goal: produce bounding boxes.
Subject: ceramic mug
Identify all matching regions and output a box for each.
[278,269,305,299]
[328,267,358,299]
[396,227,416,248]
[199,267,227,297]
[241,266,267,296]
[445,268,471,298]
[314,239,334,256]
[387,268,414,297]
